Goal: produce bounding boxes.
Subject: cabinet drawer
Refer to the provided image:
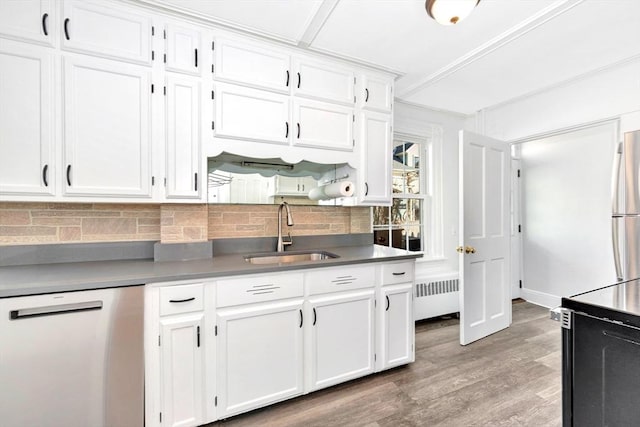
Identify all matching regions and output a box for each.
[381,262,414,285]
[217,273,303,307]
[159,283,204,316]
[306,265,375,295]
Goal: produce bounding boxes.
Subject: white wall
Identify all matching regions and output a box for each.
[479,57,640,141]
[393,101,466,277]
[472,58,640,307]
[519,123,617,307]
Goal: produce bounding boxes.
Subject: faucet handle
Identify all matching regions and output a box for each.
[283,232,293,245]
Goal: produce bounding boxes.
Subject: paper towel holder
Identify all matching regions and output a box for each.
[321,174,350,186]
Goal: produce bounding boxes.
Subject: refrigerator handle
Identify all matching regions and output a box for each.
[612,142,622,214]
[612,218,623,281]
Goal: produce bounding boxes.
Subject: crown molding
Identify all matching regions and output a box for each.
[395,0,586,98]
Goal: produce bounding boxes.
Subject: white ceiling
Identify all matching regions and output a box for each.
[153,0,640,116]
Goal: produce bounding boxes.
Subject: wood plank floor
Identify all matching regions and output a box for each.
[208,301,561,427]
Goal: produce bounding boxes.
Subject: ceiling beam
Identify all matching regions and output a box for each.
[297,0,340,48]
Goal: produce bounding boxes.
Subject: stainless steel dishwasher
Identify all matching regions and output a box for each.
[0,286,144,427]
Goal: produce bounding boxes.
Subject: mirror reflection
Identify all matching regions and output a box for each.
[207,153,352,206]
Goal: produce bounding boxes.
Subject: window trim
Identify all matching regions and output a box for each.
[372,129,444,260]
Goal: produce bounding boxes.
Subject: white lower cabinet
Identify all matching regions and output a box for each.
[307,289,375,391]
[216,299,304,417]
[380,283,414,369]
[160,313,205,427]
[146,260,414,425]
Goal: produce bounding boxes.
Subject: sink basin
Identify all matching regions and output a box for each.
[244,250,339,265]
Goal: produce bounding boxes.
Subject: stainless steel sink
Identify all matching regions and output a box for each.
[244,250,339,265]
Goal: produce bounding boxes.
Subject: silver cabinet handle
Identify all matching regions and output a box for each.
[10,301,103,320]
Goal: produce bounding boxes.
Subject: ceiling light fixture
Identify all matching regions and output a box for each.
[425,0,481,25]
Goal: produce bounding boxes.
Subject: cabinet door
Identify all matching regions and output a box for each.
[63,56,151,197]
[61,0,151,64]
[292,57,354,105]
[293,98,354,151]
[217,300,304,417]
[361,74,392,113]
[214,82,290,145]
[307,289,375,391]
[166,74,200,199]
[214,38,290,93]
[160,313,205,427]
[0,0,54,46]
[380,283,414,369]
[0,40,54,196]
[359,111,392,205]
[165,23,201,76]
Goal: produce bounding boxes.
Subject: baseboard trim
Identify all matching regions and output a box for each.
[521,288,561,308]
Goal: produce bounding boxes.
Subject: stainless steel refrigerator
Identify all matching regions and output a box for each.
[612,129,640,281]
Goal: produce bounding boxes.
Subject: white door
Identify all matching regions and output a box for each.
[61,0,151,64]
[380,283,414,369]
[359,111,392,205]
[63,56,151,197]
[165,23,201,76]
[511,158,522,299]
[214,37,290,93]
[0,39,54,196]
[459,130,511,345]
[160,313,205,427]
[216,300,304,418]
[0,0,55,46]
[292,98,354,151]
[307,289,375,392]
[214,82,290,145]
[165,74,200,199]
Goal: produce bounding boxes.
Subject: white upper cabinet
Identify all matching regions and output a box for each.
[165,23,201,76]
[361,74,393,113]
[0,39,54,197]
[292,57,355,105]
[61,0,151,65]
[293,98,353,151]
[214,82,290,145]
[359,111,392,205]
[63,55,151,197]
[0,0,55,46]
[214,38,290,94]
[165,75,201,199]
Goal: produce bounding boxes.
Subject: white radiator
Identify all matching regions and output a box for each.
[414,274,459,321]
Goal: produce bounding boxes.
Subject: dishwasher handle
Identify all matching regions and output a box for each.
[10,300,103,320]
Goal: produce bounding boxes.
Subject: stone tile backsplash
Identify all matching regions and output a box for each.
[0,202,371,245]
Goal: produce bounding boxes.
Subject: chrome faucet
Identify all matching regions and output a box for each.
[277,201,294,252]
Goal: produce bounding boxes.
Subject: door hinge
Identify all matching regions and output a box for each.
[519,279,522,289]
[151,50,155,61]
[159,412,162,423]
[151,84,154,94]
[517,169,521,178]
[518,224,522,233]
[211,64,215,74]
[152,176,155,186]
[215,325,218,336]
[211,90,214,100]
[163,53,166,63]
[163,86,166,96]
[212,121,215,131]
[152,26,155,36]
[214,396,218,406]
[212,41,215,50]
[158,335,161,346]
[163,29,166,39]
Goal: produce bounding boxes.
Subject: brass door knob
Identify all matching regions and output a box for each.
[456,246,464,253]
[465,246,476,254]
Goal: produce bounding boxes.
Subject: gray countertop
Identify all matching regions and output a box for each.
[0,244,421,298]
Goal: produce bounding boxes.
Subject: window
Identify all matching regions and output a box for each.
[373,131,443,258]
